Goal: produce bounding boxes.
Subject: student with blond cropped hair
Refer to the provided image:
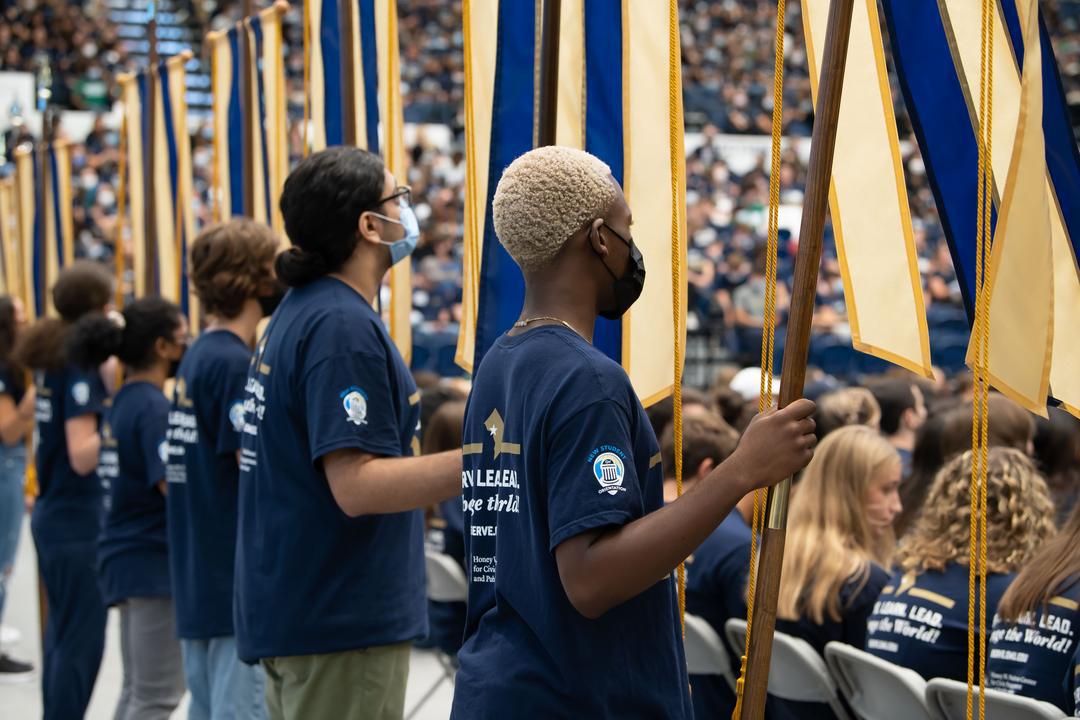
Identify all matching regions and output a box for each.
[452,145,818,719]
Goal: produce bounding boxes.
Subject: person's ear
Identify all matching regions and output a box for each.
[154,336,171,361]
[356,210,382,245]
[696,457,715,482]
[586,217,607,257]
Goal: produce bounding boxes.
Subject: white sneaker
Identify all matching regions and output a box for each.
[0,626,19,646]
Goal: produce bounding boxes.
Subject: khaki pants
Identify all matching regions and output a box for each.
[262,643,411,720]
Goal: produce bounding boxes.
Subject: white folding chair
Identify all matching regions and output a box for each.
[824,641,932,720]
[405,549,469,720]
[924,677,1067,720]
[683,613,737,691]
[724,618,852,720]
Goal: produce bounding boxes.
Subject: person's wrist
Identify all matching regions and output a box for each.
[721,448,760,496]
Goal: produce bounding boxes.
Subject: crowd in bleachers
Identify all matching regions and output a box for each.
[0,0,1078,378]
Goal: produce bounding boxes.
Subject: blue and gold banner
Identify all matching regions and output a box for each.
[303,0,411,361]
[456,0,687,405]
[118,52,198,317]
[9,143,73,319]
[882,0,1080,418]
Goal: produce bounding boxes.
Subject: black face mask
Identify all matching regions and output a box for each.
[258,280,288,318]
[595,222,646,320]
[168,343,187,379]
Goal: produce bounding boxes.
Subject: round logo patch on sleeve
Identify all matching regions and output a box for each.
[592,451,627,495]
[71,381,90,406]
[158,440,170,465]
[228,401,245,432]
[339,386,368,426]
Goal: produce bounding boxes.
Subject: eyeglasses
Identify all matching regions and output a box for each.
[377,186,412,207]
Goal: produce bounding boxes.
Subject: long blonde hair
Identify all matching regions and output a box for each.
[778,425,900,624]
[897,448,1056,575]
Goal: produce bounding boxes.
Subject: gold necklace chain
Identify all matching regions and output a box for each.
[513,316,580,337]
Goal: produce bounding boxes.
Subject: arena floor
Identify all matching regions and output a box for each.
[0,524,454,719]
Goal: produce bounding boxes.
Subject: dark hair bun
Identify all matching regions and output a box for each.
[68,313,123,370]
[274,247,330,287]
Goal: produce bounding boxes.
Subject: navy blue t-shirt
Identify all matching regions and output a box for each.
[166,330,250,639]
[986,578,1080,712]
[1068,641,1080,716]
[236,277,425,662]
[31,365,107,543]
[778,562,891,655]
[865,563,1015,681]
[451,326,692,720]
[97,382,171,605]
[686,510,753,720]
[0,363,26,407]
[425,498,466,655]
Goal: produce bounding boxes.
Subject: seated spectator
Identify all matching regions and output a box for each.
[422,391,467,656]
[814,387,882,441]
[865,448,1056,681]
[661,412,748,720]
[894,401,959,538]
[777,426,900,654]
[645,387,710,444]
[987,501,1080,713]
[939,393,1034,459]
[869,378,928,477]
[1032,408,1080,524]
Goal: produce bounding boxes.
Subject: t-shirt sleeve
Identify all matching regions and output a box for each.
[0,367,13,399]
[215,356,250,456]
[139,398,170,487]
[303,351,403,463]
[64,367,106,420]
[545,398,643,551]
[843,563,891,648]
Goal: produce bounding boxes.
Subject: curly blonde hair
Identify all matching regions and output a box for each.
[897,447,1056,575]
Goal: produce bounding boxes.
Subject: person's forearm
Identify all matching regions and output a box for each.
[557,457,758,619]
[332,450,462,517]
[69,435,101,476]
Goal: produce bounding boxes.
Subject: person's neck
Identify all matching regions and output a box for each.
[126,363,168,390]
[890,430,915,453]
[736,493,756,524]
[207,302,263,348]
[331,251,387,308]
[518,277,598,344]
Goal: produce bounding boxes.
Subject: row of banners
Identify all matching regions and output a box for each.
[0,0,1076,417]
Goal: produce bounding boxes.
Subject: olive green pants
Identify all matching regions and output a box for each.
[262,642,411,720]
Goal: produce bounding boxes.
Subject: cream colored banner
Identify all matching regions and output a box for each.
[13,148,36,319]
[260,4,290,239]
[208,31,232,221]
[803,0,931,377]
[623,0,685,406]
[455,0,499,373]
[119,74,146,298]
[167,56,200,324]
[555,0,585,149]
[375,0,413,362]
[943,0,1059,415]
[305,0,327,152]
[0,179,16,296]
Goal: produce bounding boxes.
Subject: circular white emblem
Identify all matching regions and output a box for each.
[593,452,626,495]
[228,401,245,432]
[342,389,368,426]
[158,440,170,464]
[71,381,90,406]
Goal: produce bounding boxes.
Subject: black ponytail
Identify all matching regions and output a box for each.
[68,296,182,371]
[277,146,386,286]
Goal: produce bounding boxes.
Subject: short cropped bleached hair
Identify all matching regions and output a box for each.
[492,146,618,272]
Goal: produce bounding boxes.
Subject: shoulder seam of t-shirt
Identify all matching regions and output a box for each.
[548,398,633,448]
[298,350,390,387]
[549,508,634,551]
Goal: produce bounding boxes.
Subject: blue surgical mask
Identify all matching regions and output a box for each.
[372,198,420,266]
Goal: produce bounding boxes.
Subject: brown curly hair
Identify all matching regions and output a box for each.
[189,219,279,319]
[897,447,1056,575]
